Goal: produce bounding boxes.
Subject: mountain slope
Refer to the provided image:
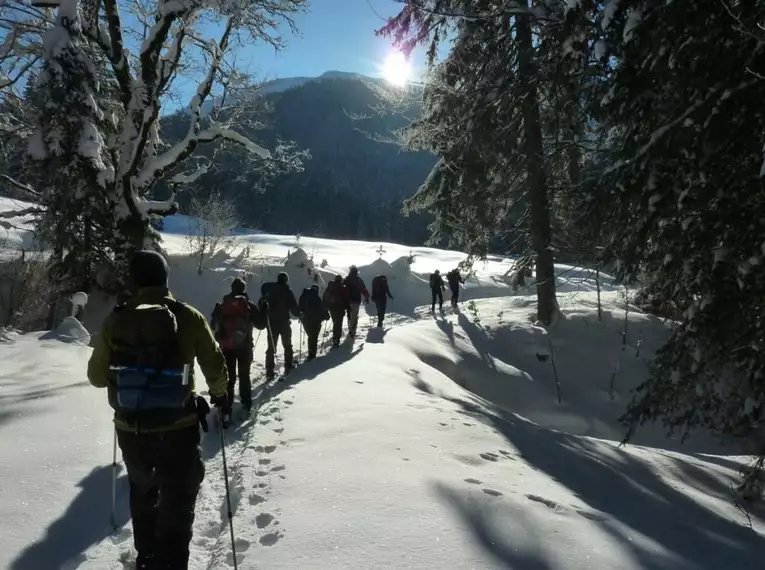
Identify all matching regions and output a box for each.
[161,75,435,245]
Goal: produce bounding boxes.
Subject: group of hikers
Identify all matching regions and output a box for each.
[429,268,465,312]
[86,250,464,570]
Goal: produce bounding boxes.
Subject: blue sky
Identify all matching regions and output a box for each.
[235,0,432,80]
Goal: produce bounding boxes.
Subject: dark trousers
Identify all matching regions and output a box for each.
[431,288,443,311]
[450,286,459,307]
[266,320,293,377]
[375,300,387,327]
[117,426,204,570]
[330,307,345,346]
[302,321,322,359]
[223,346,253,411]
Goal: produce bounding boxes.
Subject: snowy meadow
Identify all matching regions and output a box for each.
[1,199,764,569]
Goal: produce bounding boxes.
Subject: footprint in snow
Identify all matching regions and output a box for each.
[271,464,286,472]
[201,520,219,538]
[256,513,275,528]
[283,400,294,406]
[259,531,283,547]
[479,452,499,462]
[463,422,474,427]
[260,420,271,426]
[259,458,272,465]
[483,489,503,497]
[256,470,269,477]
[464,478,483,485]
[255,445,277,454]
[249,493,266,505]
[234,538,251,552]
[438,422,449,427]
[273,428,284,434]
[526,494,562,511]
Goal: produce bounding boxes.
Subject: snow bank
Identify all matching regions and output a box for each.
[43,316,91,345]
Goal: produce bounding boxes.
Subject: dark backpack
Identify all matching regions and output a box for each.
[218,296,251,350]
[324,281,342,306]
[429,273,436,288]
[107,300,192,429]
[300,288,325,321]
[344,275,362,303]
[372,275,385,300]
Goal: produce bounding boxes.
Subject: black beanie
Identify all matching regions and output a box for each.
[130,250,169,288]
[277,272,289,284]
[231,277,246,295]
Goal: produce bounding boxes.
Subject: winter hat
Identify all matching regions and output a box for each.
[334,275,342,282]
[311,284,320,293]
[277,272,289,284]
[130,250,169,288]
[349,265,358,274]
[231,277,246,295]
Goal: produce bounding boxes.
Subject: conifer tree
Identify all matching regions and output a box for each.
[591,0,765,496]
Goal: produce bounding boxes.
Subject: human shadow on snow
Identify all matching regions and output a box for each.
[10,464,130,570]
[427,389,765,570]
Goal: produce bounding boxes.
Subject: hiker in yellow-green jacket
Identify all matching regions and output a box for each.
[87,250,228,570]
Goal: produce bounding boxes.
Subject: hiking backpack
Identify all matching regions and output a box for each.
[372,275,385,300]
[107,300,192,429]
[300,288,325,321]
[218,295,251,350]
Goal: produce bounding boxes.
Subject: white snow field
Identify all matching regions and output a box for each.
[1,204,764,569]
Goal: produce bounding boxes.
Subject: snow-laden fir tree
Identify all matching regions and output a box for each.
[25,2,118,293]
[591,0,765,498]
[379,0,603,325]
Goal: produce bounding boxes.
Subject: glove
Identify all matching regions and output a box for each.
[258,298,269,311]
[210,392,228,409]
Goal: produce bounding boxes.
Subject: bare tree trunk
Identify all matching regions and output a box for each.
[516,5,557,325]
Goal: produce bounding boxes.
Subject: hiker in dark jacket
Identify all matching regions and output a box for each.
[323,274,348,348]
[87,250,228,570]
[371,274,394,328]
[210,277,263,424]
[343,265,369,337]
[261,272,300,379]
[429,269,446,312]
[446,268,465,308]
[299,284,330,360]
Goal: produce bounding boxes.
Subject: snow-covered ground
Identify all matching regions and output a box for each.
[1,206,764,569]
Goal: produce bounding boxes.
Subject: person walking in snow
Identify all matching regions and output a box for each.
[446,268,464,308]
[343,265,369,337]
[323,274,348,348]
[87,250,228,570]
[299,284,330,360]
[371,274,394,328]
[260,272,300,380]
[429,269,446,312]
[210,277,264,426]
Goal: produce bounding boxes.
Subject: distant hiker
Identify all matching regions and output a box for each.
[323,274,348,348]
[260,272,300,380]
[446,268,465,308]
[343,265,369,337]
[299,284,330,360]
[210,277,265,426]
[371,274,394,328]
[429,269,446,312]
[87,250,228,570]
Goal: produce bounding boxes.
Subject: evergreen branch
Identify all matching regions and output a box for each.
[0,174,41,201]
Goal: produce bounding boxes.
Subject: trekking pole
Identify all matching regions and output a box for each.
[298,322,303,364]
[110,427,118,530]
[252,329,262,352]
[217,412,238,570]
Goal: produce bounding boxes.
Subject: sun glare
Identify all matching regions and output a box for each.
[382,51,411,87]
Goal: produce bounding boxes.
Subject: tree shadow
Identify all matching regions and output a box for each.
[10,465,130,570]
[438,393,765,569]
[433,482,555,570]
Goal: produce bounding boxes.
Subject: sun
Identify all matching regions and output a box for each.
[382,51,411,87]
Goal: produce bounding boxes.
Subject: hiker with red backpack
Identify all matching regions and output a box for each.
[211,277,264,425]
[323,274,348,348]
[371,274,394,328]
